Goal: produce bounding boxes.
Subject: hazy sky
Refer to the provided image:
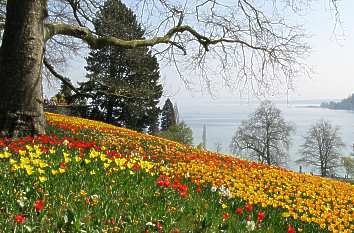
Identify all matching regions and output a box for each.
[44,0,354,102]
[295,0,354,100]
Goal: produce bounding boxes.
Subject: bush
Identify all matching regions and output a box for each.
[156,121,193,145]
[343,156,354,178]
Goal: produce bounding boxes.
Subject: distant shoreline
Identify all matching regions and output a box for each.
[319,94,354,111]
[301,105,354,112]
[297,105,321,108]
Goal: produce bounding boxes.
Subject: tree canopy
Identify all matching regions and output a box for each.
[0,0,337,135]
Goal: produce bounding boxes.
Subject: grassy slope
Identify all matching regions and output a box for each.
[0,113,352,233]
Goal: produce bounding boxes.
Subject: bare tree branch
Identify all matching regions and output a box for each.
[45,22,278,54]
[43,57,84,96]
[43,57,149,100]
[67,0,85,27]
[4,0,327,96]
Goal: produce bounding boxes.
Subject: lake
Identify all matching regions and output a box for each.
[178,99,354,174]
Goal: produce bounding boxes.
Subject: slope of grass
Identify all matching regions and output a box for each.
[0,113,352,232]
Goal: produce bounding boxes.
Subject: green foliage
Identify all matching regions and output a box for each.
[77,0,162,132]
[160,98,176,131]
[0,160,322,232]
[342,156,354,178]
[196,143,205,150]
[157,121,193,145]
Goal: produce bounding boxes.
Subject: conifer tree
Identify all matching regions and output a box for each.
[79,0,162,131]
[160,98,176,131]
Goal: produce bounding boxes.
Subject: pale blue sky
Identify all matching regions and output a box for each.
[44,0,354,102]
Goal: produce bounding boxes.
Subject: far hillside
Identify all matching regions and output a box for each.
[321,94,354,110]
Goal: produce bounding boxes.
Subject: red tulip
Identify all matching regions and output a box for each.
[171,228,181,233]
[178,184,188,192]
[34,199,45,212]
[257,211,265,222]
[164,179,170,187]
[288,225,296,233]
[180,191,188,198]
[15,214,26,224]
[246,215,252,221]
[157,180,164,187]
[235,207,243,215]
[195,186,201,193]
[157,222,163,231]
[245,203,253,213]
[172,182,179,189]
[223,213,231,220]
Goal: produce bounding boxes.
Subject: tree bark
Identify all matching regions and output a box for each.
[0,0,47,136]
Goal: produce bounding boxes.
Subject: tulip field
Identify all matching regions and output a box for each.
[0,113,353,232]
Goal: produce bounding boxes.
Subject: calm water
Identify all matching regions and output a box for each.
[179,99,354,174]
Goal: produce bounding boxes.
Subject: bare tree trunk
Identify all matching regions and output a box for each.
[0,0,47,136]
[265,124,271,165]
[321,162,327,177]
[106,98,114,124]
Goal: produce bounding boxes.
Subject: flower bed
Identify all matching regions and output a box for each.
[0,113,352,232]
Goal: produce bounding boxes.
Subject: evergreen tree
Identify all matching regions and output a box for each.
[161,98,176,131]
[78,0,162,131]
[148,117,160,134]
